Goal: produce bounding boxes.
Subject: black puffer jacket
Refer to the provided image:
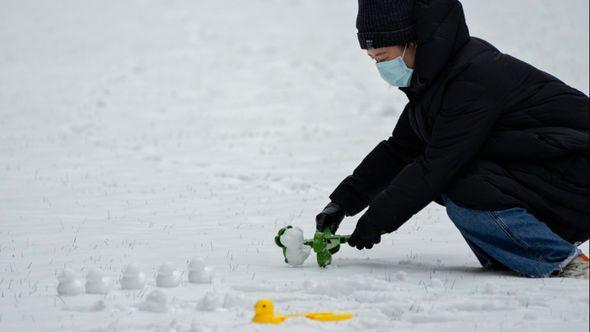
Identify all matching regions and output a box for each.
[330,0,589,244]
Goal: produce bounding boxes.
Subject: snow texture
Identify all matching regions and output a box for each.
[0,0,588,331]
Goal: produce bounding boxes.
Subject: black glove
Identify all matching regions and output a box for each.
[348,214,381,250]
[315,202,345,234]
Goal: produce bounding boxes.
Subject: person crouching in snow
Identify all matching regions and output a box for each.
[316,0,590,278]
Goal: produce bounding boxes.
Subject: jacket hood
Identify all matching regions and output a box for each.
[401,0,470,97]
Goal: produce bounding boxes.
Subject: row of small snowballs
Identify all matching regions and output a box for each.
[140,289,244,313]
[57,258,214,296]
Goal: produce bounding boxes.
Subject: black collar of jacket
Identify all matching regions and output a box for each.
[400,0,470,100]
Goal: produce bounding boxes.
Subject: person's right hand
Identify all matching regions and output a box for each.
[315,202,345,234]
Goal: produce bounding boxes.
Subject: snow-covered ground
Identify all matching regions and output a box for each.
[1,0,588,331]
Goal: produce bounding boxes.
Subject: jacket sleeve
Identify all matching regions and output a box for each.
[364,80,503,233]
[329,105,425,216]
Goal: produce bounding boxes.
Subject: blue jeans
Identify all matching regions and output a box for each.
[442,195,580,278]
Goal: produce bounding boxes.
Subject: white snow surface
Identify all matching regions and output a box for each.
[0,0,588,331]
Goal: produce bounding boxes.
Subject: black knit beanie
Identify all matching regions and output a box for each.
[356,0,416,49]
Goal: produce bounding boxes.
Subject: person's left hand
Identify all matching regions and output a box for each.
[348,214,382,250]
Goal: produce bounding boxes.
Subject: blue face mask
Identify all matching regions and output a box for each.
[375,45,413,87]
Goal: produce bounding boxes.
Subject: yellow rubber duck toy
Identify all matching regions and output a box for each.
[252,299,352,324]
[252,299,287,324]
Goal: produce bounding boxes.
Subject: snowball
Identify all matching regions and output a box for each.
[57,279,84,296]
[187,257,214,283]
[188,258,206,271]
[158,262,177,276]
[57,269,78,283]
[279,227,305,248]
[280,227,311,266]
[196,291,223,311]
[284,245,311,266]
[139,290,168,313]
[57,269,84,296]
[157,262,181,287]
[86,267,103,281]
[188,268,214,284]
[146,289,167,303]
[122,263,142,277]
[120,275,146,290]
[86,278,112,294]
[83,268,111,294]
[156,274,181,288]
[120,264,146,290]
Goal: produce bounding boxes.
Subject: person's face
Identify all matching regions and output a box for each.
[367,45,405,63]
[366,43,417,68]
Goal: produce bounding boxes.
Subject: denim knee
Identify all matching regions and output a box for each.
[441,194,579,277]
